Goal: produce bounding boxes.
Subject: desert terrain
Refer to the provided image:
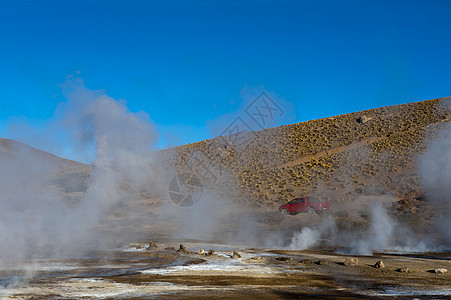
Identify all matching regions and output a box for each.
[0,97,450,299]
[1,239,450,299]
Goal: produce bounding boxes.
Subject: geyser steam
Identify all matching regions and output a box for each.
[420,122,451,246]
[0,77,158,266]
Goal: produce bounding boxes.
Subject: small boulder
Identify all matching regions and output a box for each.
[434,268,448,274]
[357,115,370,124]
[276,257,292,262]
[247,256,267,263]
[130,243,144,250]
[316,260,328,265]
[197,249,205,255]
[207,249,215,256]
[343,258,358,267]
[147,241,158,250]
[374,260,385,269]
[300,259,314,265]
[177,244,187,253]
[232,251,241,259]
[397,267,409,273]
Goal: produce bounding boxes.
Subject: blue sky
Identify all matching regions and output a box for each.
[1,0,450,161]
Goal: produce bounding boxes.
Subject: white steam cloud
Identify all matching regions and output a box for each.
[349,202,437,255]
[0,77,158,266]
[420,122,451,246]
[288,198,444,255]
[288,216,336,250]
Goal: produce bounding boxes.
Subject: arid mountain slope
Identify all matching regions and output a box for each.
[0,138,90,193]
[158,97,450,210]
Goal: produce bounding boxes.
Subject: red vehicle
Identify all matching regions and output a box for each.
[279,197,329,215]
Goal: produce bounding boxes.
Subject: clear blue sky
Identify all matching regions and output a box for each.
[1,0,450,161]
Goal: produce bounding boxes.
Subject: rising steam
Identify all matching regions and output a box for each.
[288,216,336,250]
[420,122,451,246]
[0,77,158,266]
[348,201,437,255]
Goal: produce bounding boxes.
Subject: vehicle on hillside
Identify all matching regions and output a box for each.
[279,197,329,215]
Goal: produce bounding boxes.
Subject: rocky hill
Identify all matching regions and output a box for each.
[156,97,450,210]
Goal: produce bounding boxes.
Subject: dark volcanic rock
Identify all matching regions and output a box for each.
[177,244,187,253]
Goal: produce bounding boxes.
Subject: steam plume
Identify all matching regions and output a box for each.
[0,77,158,266]
[420,122,451,246]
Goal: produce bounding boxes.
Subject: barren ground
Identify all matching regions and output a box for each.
[1,239,450,299]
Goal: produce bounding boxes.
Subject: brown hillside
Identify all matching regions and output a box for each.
[155,97,450,211]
